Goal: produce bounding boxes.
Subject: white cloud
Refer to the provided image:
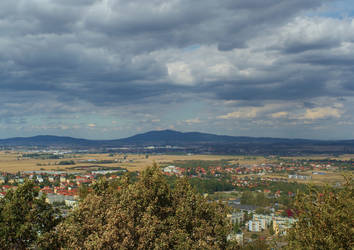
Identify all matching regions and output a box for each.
[218,109,258,119]
[0,0,354,139]
[218,104,283,120]
[60,125,69,130]
[167,62,194,85]
[300,107,342,120]
[271,111,289,118]
[184,117,201,124]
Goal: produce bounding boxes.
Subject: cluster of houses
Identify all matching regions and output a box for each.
[162,158,351,182]
[281,159,352,172]
[162,165,308,190]
[0,169,126,205]
[162,163,313,178]
[162,165,184,176]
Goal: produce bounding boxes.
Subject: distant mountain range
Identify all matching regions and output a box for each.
[1,130,354,155]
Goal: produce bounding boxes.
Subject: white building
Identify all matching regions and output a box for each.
[248,220,261,232]
[229,212,244,225]
[163,165,179,174]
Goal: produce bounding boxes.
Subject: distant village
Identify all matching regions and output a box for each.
[0,157,349,203]
[0,168,127,207]
[161,159,346,187]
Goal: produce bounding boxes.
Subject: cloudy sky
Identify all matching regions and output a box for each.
[0,0,353,139]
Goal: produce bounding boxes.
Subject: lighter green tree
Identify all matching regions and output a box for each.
[286,176,353,250]
[53,165,238,249]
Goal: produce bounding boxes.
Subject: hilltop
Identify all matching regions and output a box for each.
[1,130,354,155]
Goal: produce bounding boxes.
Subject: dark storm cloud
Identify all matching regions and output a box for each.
[0,0,352,121]
[211,79,329,102]
[282,40,341,54]
[61,82,188,106]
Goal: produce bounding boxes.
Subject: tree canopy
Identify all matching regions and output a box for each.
[286,176,353,250]
[0,180,60,249]
[53,165,237,249]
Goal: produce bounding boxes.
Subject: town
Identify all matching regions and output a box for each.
[0,151,351,246]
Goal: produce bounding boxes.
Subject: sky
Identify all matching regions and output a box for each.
[0,0,354,140]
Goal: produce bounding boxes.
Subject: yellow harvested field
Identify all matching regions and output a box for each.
[0,151,244,173]
[280,154,354,161]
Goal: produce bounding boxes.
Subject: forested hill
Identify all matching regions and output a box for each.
[0,130,354,154]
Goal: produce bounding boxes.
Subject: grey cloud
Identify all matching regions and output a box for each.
[0,0,353,138]
[282,40,341,54]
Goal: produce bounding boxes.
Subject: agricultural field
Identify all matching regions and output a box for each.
[0,151,244,173]
[262,171,348,186]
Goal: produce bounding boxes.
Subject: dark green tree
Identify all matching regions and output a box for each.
[0,180,61,249]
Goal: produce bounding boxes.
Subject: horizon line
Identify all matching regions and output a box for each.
[0,129,353,141]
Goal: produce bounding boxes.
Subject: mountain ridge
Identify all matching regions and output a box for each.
[0,129,353,147]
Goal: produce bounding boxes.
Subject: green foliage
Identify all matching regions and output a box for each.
[250,234,258,239]
[58,160,75,165]
[286,176,353,250]
[22,153,61,159]
[189,177,234,194]
[266,181,307,194]
[269,221,275,235]
[164,174,233,194]
[233,223,241,234]
[242,239,269,250]
[52,165,235,249]
[78,184,89,200]
[255,207,271,215]
[167,159,229,169]
[240,191,270,206]
[0,180,61,249]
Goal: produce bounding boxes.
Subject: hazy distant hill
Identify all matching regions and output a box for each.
[115,130,314,145]
[0,130,316,146]
[0,135,94,147]
[0,130,354,154]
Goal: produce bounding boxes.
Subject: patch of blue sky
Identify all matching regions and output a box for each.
[164,100,206,122]
[183,44,201,52]
[306,0,354,19]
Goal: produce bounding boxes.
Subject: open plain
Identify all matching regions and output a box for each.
[0,151,351,186]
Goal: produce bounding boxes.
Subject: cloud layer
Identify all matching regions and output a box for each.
[0,0,353,139]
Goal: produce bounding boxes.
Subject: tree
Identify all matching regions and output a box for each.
[78,183,89,200]
[242,238,269,250]
[233,222,241,234]
[250,234,258,239]
[269,221,275,236]
[53,165,237,249]
[287,176,353,250]
[0,180,61,249]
